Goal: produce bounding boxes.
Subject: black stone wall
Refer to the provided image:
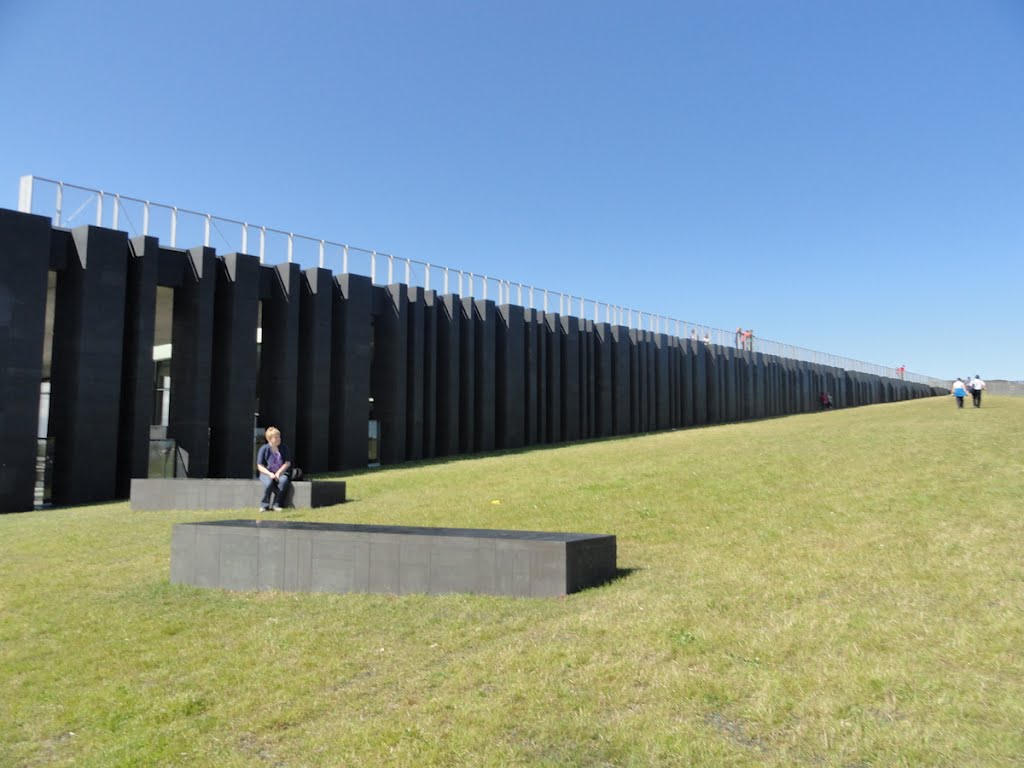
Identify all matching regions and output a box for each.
[0,210,945,511]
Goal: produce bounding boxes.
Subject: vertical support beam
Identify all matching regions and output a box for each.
[525,309,540,445]
[654,333,670,430]
[374,284,408,464]
[0,210,52,512]
[680,339,694,427]
[559,315,579,442]
[118,236,159,493]
[474,299,496,452]
[209,253,260,478]
[497,304,525,450]
[644,331,656,431]
[610,325,631,435]
[435,293,461,457]
[405,287,426,461]
[49,225,129,503]
[421,289,438,459]
[331,274,372,470]
[458,297,476,453]
[752,352,766,419]
[690,339,707,427]
[705,344,721,424]
[258,262,301,451]
[628,328,642,433]
[545,312,562,443]
[296,267,334,473]
[168,245,217,479]
[594,323,613,437]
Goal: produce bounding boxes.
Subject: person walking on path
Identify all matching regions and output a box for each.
[971,375,986,408]
[951,378,968,409]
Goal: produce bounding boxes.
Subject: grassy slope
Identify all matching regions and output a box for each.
[2,397,1022,767]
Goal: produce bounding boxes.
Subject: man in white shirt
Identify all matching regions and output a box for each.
[971,375,986,408]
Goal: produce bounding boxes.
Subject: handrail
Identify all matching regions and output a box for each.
[16,175,947,387]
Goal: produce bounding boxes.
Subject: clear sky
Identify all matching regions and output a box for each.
[2,1,1022,380]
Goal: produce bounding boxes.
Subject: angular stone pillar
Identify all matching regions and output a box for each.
[405,287,426,461]
[644,332,657,431]
[609,325,631,436]
[653,334,669,430]
[434,293,461,457]
[168,246,217,479]
[458,297,476,453]
[593,323,613,437]
[559,315,580,442]
[375,284,408,465]
[117,236,159,494]
[331,274,372,470]
[497,304,525,450]
[421,289,438,459]
[545,312,562,443]
[526,309,541,445]
[209,252,260,479]
[629,329,643,433]
[258,263,301,456]
[296,267,334,473]
[705,343,720,425]
[690,339,707,427]
[0,210,52,512]
[49,225,128,503]
[474,299,497,452]
[582,320,595,438]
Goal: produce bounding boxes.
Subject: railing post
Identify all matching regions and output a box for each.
[425,264,431,291]
[17,175,33,213]
[287,234,294,263]
[241,223,248,255]
[259,227,266,263]
[319,240,325,268]
[387,255,394,284]
[404,258,411,285]
[96,192,104,226]
[204,215,211,247]
[371,251,377,283]
[55,183,63,227]
[112,195,121,229]
[171,207,178,248]
[143,201,150,235]
[343,245,349,274]
[443,267,449,294]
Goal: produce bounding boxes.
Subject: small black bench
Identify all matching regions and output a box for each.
[130,478,346,511]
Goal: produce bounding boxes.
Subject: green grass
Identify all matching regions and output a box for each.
[2,397,1023,767]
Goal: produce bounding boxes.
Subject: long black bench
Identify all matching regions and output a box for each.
[130,478,346,511]
[170,519,617,597]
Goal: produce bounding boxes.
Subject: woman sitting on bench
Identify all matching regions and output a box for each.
[256,426,292,511]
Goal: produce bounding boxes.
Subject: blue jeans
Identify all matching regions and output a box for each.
[260,473,290,507]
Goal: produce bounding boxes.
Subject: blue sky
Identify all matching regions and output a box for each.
[2,1,1022,380]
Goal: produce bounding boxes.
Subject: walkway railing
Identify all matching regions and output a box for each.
[17,175,947,387]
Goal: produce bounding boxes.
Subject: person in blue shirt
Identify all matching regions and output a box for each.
[256,426,291,511]
[950,378,968,409]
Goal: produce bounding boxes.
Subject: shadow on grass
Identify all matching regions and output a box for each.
[578,566,641,594]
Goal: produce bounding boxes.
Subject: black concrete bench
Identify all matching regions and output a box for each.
[130,478,346,511]
[170,519,616,597]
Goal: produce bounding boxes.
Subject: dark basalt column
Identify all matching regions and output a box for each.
[209,252,260,478]
[0,210,52,512]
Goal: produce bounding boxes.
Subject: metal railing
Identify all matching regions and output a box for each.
[17,175,947,387]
